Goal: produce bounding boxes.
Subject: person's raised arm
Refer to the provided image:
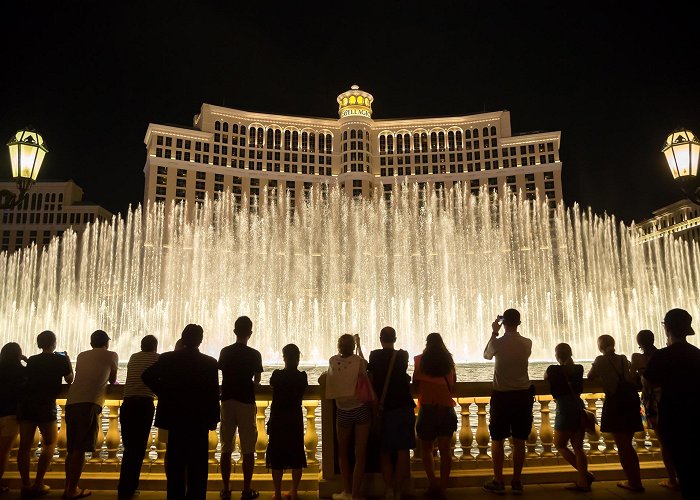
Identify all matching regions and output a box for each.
[353,334,365,360]
[483,317,501,360]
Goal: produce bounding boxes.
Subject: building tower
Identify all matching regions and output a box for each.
[336,85,375,197]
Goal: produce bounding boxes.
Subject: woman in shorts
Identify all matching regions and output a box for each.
[413,333,457,500]
[545,343,593,491]
[325,334,370,500]
[0,342,27,493]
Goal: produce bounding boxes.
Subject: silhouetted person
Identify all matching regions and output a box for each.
[367,326,415,500]
[266,344,307,500]
[483,309,533,495]
[413,333,457,500]
[0,342,26,494]
[326,334,370,500]
[643,308,699,500]
[17,331,72,498]
[218,316,263,500]
[631,329,677,490]
[588,334,643,492]
[142,324,219,500]
[64,330,118,499]
[544,343,592,492]
[117,335,160,499]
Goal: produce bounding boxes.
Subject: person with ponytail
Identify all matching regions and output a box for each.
[588,334,643,492]
[545,343,592,491]
[413,333,457,500]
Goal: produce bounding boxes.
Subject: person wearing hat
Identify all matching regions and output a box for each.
[63,330,118,500]
[643,308,699,500]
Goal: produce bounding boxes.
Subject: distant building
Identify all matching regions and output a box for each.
[143,85,563,213]
[0,180,113,253]
[637,199,700,243]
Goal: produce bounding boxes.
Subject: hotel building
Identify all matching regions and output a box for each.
[143,85,563,211]
[0,180,113,252]
[637,199,700,243]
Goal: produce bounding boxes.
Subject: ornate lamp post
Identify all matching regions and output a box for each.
[662,129,700,204]
[0,128,48,209]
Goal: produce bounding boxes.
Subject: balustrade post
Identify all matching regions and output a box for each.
[474,398,490,462]
[584,395,603,458]
[105,402,121,464]
[526,421,538,459]
[155,429,167,467]
[89,410,106,464]
[208,428,219,469]
[634,429,648,455]
[303,400,319,465]
[254,400,269,466]
[56,401,68,462]
[457,398,474,464]
[648,428,661,453]
[538,397,555,458]
[602,432,617,456]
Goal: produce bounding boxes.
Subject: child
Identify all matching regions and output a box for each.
[267,344,308,500]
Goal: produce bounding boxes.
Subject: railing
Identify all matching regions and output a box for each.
[8,380,665,492]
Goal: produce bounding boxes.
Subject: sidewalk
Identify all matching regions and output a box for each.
[0,479,682,499]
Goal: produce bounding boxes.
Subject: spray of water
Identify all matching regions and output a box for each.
[1,185,698,363]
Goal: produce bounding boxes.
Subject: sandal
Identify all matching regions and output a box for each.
[659,479,680,490]
[62,488,92,500]
[616,481,645,493]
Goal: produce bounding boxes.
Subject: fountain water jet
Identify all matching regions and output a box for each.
[1,185,698,363]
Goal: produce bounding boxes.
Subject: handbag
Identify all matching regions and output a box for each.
[370,350,399,436]
[562,365,597,432]
[355,371,377,403]
[606,356,641,411]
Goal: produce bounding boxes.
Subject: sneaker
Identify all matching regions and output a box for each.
[511,480,523,495]
[331,493,352,500]
[483,479,505,495]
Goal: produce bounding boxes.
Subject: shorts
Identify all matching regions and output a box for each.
[65,403,101,453]
[416,405,457,441]
[17,399,58,424]
[0,415,19,438]
[220,399,257,455]
[489,389,534,441]
[380,406,416,451]
[336,405,372,428]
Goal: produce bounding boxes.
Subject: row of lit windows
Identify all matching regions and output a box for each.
[1,211,97,226]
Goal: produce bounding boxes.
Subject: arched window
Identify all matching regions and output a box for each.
[491,126,497,136]
[438,131,445,150]
[266,129,273,148]
[309,133,315,152]
[343,130,348,141]
[326,134,333,153]
[465,129,471,140]
[350,130,357,139]
[302,132,308,151]
[448,131,455,150]
[430,132,437,152]
[215,121,221,131]
[387,135,394,153]
[365,131,370,140]
[421,133,428,152]
[257,128,263,145]
[413,133,420,152]
[473,128,479,138]
[380,135,386,153]
[274,129,281,149]
[292,131,299,151]
[249,127,256,145]
[223,122,229,132]
[483,127,489,137]
[240,125,246,135]
[396,134,403,154]
[232,124,239,134]
[284,130,291,150]
[455,130,463,148]
[319,134,325,153]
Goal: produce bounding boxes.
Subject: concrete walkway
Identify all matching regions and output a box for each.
[0,479,682,499]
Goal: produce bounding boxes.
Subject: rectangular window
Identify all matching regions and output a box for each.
[176,189,186,198]
[157,166,167,175]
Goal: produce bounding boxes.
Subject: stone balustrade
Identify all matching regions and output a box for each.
[7,379,666,494]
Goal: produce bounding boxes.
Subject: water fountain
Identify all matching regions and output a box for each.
[1,185,698,363]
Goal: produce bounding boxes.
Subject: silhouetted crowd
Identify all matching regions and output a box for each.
[0,308,697,500]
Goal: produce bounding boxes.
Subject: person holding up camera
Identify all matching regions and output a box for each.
[482,309,533,496]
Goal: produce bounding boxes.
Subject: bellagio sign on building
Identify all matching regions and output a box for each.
[142,83,563,212]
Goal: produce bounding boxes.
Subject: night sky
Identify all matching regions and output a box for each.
[1,1,699,223]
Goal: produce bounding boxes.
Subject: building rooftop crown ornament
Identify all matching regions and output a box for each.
[336,84,374,119]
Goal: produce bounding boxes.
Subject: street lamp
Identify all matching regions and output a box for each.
[0,127,48,209]
[662,129,700,204]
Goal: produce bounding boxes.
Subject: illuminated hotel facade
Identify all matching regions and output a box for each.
[143,85,563,210]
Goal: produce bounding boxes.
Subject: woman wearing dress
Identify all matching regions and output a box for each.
[630,330,678,490]
[544,343,593,491]
[267,344,308,500]
[413,333,457,500]
[325,334,370,500]
[588,335,644,492]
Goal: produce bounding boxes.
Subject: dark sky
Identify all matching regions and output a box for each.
[1,1,699,222]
